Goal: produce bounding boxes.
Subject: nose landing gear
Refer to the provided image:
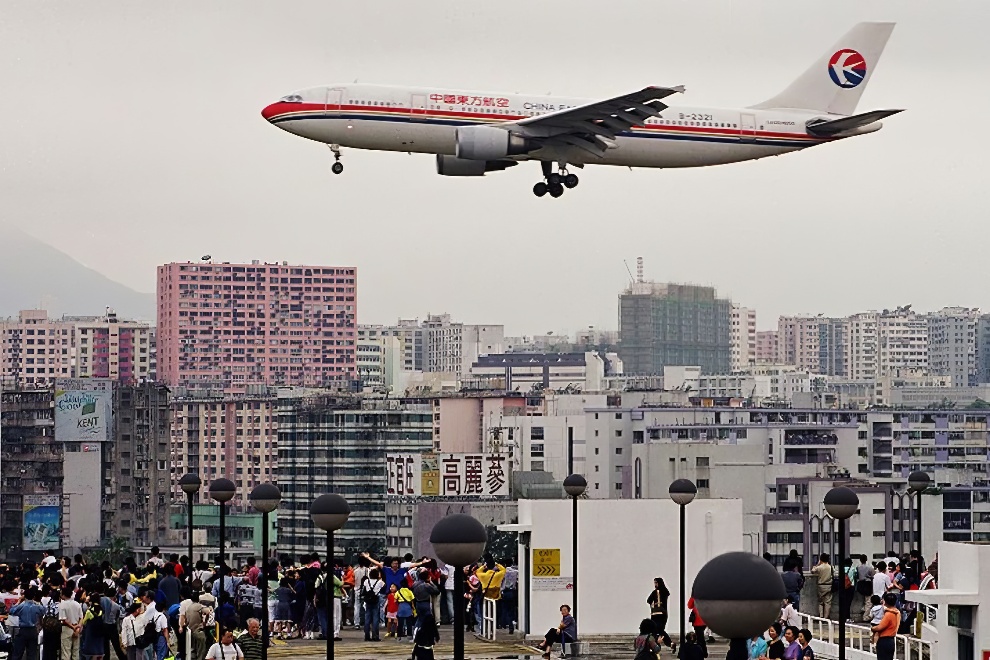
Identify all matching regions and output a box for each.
[532,162,578,197]
[328,144,343,174]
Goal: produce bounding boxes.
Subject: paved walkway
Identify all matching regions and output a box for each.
[266,626,730,659]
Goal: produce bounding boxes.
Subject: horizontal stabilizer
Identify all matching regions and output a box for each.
[806,109,904,136]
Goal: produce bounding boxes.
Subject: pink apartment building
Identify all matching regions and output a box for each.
[156,261,357,391]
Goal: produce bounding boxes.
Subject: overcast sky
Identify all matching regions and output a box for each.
[2,1,988,335]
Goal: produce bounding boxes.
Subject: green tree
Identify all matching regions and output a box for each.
[86,535,133,567]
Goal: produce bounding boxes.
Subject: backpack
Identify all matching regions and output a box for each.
[361,579,379,607]
[313,576,327,607]
[41,602,60,633]
[136,613,160,649]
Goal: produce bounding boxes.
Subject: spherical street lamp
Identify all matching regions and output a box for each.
[670,478,697,649]
[209,478,236,609]
[824,486,859,660]
[310,494,350,660]
[178,473,200,574]
[251,483,281,660]
[430,514,488,660]
[692,551,786,660]
[908,471,931,569]
[563,474,586,640]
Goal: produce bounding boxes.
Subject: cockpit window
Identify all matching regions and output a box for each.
[279,94,303,103]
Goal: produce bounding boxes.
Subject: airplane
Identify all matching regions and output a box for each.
[261,22,901,198]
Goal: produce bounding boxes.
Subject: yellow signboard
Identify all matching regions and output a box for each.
[533,548,560,577]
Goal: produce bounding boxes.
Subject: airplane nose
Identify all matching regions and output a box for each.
[261,102,280,122]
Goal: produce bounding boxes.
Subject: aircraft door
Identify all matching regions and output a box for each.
[410,93,427,117]
[740,113,756,142]
[326,88,344,115]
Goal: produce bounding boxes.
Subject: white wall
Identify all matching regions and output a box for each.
[517,498,743,637]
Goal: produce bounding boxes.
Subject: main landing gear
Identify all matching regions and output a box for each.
[328,144,343,174]
[533,161,578,198]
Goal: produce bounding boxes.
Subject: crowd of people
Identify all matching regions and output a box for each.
[0,547,520,660]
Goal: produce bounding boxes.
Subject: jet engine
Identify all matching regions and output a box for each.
[436,155,518,177]
[454,126,533,160]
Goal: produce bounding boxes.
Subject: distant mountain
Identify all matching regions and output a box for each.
[0,226,156,321]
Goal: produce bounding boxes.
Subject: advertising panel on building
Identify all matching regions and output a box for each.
[23,495,61,551]
[386,452,509,498]
[55,378,113,442]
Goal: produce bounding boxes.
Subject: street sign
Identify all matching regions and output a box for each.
[533,577,573,591]
[533,548,560,577]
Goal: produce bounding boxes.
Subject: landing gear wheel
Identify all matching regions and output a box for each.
[331,162,344,175]
[563,173,579,189]
[548,182,564,198]
[533,182,548,197]
[547,173,562,186]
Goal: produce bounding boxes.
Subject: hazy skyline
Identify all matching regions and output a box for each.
[2,1,988,335]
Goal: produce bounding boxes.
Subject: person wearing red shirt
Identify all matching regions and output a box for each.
[686,596,708,658]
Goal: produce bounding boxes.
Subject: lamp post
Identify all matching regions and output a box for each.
[209,478,236,609]
[250,483,281,660]
[310,494,351,660]
[908,471,931,557]
[179,473,201,574]
[824,486,859,660]
[430,514,488,660]
[563,474,586,640]
[670,479,697,649]
[692,551,786,660]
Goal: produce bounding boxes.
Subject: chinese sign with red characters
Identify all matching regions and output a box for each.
[386,452,509,498]
[428,93,510,108]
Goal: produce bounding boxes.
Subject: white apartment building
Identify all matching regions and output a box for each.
[356,327,406,392]
[878,308,928,374]
[730,305,757,372]
[846,312,879,380]
[0,310,74,386]
[928,307,980,386]
[424,313,504,376]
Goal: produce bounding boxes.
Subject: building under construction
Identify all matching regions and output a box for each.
[619,261,732,376]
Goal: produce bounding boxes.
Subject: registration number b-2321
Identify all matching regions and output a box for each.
[680,113,713,121]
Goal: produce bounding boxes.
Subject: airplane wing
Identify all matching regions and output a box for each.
[806,109,904,136]
[507,86,685,158]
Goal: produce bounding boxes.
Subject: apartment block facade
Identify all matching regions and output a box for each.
[0,311,73,387]
[927,307,979,386]
[424,314,504,376]
[69,311,152,383]
[730,305,757,372]
[167,390,279,508]
[156,261,357,391]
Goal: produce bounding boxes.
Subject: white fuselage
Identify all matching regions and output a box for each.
[262,83,879,169]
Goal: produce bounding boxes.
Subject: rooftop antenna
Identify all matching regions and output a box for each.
[636,256,644,283]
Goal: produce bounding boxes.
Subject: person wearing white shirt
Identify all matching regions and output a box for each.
[872,562,892,598]
[205,630,243,660]
[779,598,801,627]
[120,602,144,660]
[57,586,83,660]
[441,564,455,626]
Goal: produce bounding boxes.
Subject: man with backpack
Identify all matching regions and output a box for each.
[360,569,384,642]
[136,591,170,660]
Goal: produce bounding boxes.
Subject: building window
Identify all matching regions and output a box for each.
[697,479,710,489]
[594,448,599,455]
[615,483,622,490]
[696,457,710,467]
[531,443,544,458]
[615,430,622,437]
[615,448,622,455]
[531,427,545,441]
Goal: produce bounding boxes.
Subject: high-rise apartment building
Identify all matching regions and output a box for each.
[276,394,434,556]
[777,316,821,372]
[730,305,757,372]
[156,261,357,391]
[106,384,171,546]
[846,312,879,380]
[168,390,279,508]
[618,282,731,375]
[424,314,504,376]
[755,331,779,364]
[878,308,928,375]
[0,389,61,562]
[0,311,73,387]
[817,318,848,377]
[928,307,979,386]
[69,311,152,383]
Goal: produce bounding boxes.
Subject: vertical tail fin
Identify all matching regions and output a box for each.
[751,22,895,115]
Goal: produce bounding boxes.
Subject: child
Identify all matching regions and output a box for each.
[385,584,399,638]
[396,583,416,640]
[868,595,883,647]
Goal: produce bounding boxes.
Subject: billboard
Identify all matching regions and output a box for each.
[23,495,61,551]
[55,379,113,442]
[386,452,509,498]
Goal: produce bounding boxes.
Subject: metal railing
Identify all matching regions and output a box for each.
[800,612,935,660]
[481,597,497,641]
